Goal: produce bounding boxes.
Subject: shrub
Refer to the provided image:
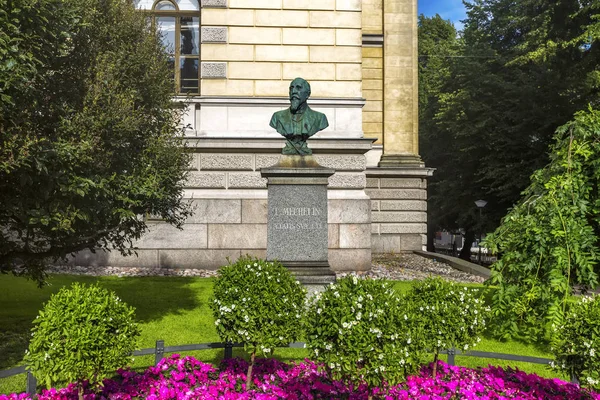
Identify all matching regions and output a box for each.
[551,295,600,388]
[210,256,306,388]
[306,275,424,395]
[406,277,489,378]
[25,283,139,399]
[484,108,600,341]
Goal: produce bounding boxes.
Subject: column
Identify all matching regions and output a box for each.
[379,0,422,167]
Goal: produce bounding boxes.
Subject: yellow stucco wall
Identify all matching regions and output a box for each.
[361,0,382,34]
[361,0,383,143]
[200,1,363,98]
[361,47,383,143]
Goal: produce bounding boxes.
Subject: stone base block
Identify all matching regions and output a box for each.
[329,248,371,271]
[372,234,425,254]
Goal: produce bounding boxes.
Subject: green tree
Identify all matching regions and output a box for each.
[485,108,600,341]
[417,15,462,251]
[420,0,599,258]
[0,0,191,283]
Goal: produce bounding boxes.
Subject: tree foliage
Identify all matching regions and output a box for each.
[420,1,600,255]
[485,108,600,340]
[0,0,191,282]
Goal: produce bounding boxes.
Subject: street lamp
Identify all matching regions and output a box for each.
[474,200,487,264]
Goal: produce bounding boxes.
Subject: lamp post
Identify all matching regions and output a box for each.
[474,200,487,265]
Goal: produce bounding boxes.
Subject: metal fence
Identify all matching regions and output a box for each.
[1,340,564,396]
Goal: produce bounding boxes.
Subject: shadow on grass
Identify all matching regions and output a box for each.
[0,273,207,370]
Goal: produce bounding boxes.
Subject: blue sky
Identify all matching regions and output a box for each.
[418,0,467,30]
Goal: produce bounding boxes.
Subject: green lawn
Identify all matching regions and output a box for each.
[0,274,565,395]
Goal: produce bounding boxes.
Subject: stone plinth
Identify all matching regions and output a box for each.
[261,155,336,287]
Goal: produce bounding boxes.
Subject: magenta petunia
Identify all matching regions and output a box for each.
[2,356,600,400]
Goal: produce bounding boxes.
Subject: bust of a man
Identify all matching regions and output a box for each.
[270,77,329,156]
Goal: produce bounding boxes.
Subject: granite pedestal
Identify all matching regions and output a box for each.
[261,155,336,292]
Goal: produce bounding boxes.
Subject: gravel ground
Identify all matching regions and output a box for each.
[46,253,485,283]
[365,253,485,283]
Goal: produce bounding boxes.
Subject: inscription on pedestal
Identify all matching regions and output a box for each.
[273,207,322,231]
[267,185,328,263]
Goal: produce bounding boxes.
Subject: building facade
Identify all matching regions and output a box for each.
[72,0,432,271]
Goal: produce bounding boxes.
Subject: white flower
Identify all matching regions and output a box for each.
[215,319,221,325]
[378,353,384,360]
[317,308,322,314]
[407,338,411,344]
[325,344,332,350]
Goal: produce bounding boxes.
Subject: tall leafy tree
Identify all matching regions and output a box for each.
[0,0,191,283]
[418,15,462,251]
[420,0,599,259]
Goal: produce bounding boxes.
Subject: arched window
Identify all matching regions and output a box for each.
[136,0,200,94]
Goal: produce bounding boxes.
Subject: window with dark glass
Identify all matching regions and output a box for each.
[143,0,200,94]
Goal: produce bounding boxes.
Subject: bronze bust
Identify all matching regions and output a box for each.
[270,77,329,156]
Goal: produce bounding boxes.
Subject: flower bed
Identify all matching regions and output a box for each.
[1,354,598,400]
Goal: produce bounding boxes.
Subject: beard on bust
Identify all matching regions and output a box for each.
[290,97,304,113]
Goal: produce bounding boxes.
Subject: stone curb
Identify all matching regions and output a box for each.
[413,250,491,279]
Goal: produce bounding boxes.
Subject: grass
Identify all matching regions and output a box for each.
[0,274,566,395]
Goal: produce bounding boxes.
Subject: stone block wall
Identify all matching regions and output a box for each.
[70,138,373,272]
[366,167,432,254]
[68,0,434,270]
[200,0,363,99]
[362,46,383,144]
[361,0,383,145]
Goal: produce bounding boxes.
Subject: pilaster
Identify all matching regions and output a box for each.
[380,0,421,167]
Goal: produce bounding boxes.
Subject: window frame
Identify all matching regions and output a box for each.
[147,0,200,95]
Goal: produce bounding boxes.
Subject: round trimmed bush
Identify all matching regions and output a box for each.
[306,275,424,391]
[25,283,140,394]
[406,277,489,377]
[210,256,306,387]
[551,295,600,388]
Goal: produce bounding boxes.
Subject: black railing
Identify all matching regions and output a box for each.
[0,340,566,395]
